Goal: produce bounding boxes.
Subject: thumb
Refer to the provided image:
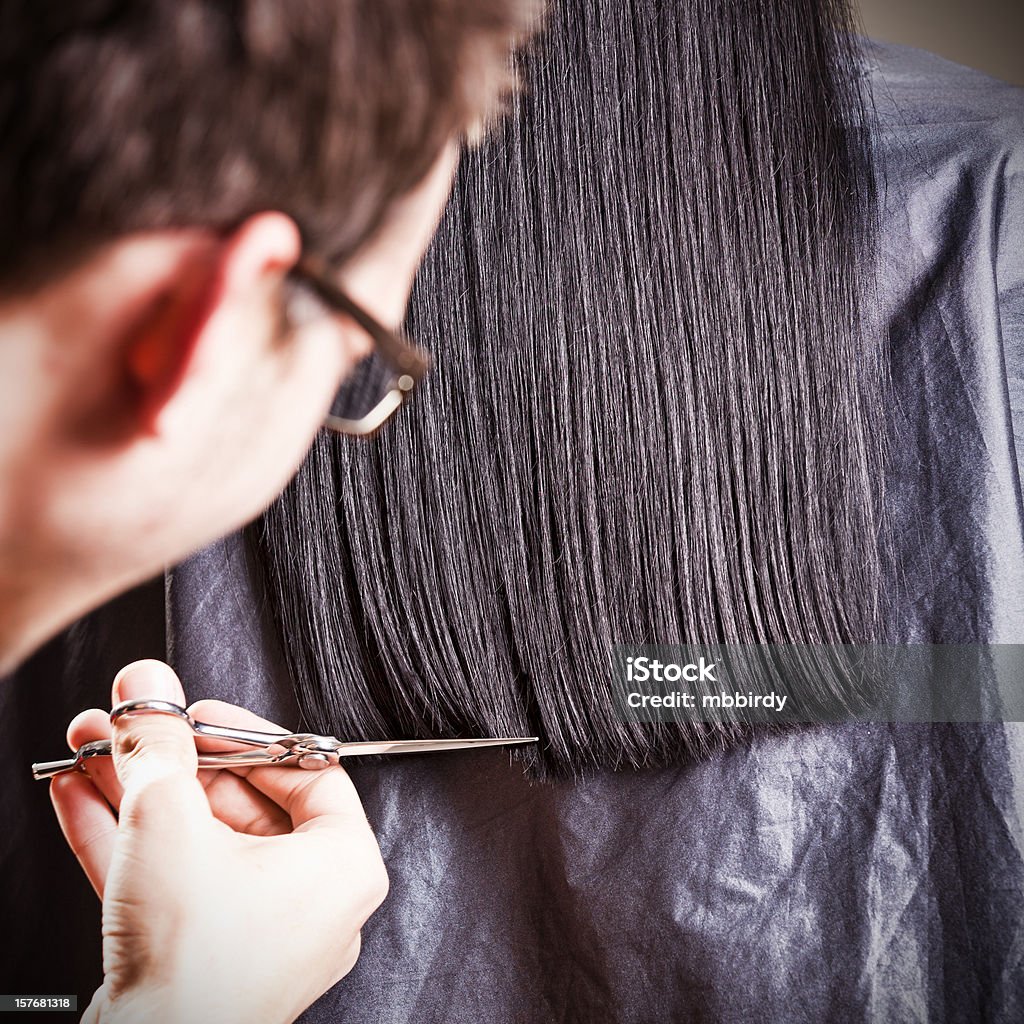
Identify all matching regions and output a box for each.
[110,660,201,800]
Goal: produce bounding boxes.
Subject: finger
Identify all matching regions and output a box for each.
[109,660,208,822]
[50,771,118,898]
[67,708,123,812]
[67,708,110,748]
[187,698,290,758]
[198,769,291,836]
[188,699,370,832]
[158,698,290,834]
[189,701,389,925]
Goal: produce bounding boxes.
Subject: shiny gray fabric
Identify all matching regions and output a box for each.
[2,40,1023,1022]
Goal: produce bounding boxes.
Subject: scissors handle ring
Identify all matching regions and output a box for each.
[110,699,194,727]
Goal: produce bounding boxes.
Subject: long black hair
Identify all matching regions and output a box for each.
[251,0,887,776]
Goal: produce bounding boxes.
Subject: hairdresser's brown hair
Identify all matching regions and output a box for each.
[0,0,538,290]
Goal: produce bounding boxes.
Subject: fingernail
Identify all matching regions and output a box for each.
[113,659,181,704]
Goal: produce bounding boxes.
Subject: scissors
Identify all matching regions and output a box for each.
[32,699,538,781]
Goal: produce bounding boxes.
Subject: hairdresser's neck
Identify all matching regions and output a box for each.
[0,307,115,676]
[0,451,138,676]
[0,459,108,678]
[1,503,89,679]
[0,557,79,677]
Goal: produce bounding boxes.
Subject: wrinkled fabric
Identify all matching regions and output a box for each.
[2,41,1024,1023]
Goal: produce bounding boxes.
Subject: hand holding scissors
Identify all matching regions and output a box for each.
[47,660,534,1024]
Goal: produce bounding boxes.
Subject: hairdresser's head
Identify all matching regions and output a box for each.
[0,0,536,668]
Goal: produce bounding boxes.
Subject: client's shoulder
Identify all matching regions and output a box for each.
[863,38,1023,194]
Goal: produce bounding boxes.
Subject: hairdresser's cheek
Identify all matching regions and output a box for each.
[339,143,457,329]
[339,271,414,332]
[241,334,343,494]
[209,320,353,530]
[292,318,364,400]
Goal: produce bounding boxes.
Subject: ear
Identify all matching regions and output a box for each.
[126,213,302,434]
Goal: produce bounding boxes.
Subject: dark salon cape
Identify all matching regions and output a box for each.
[2,42,1023,1023]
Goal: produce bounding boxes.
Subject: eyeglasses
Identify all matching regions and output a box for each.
[285,255,431,437]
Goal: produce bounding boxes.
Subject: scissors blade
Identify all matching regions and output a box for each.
[334,737,539,758]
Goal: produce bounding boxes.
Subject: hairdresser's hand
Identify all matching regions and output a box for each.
[49,659,388,1024]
